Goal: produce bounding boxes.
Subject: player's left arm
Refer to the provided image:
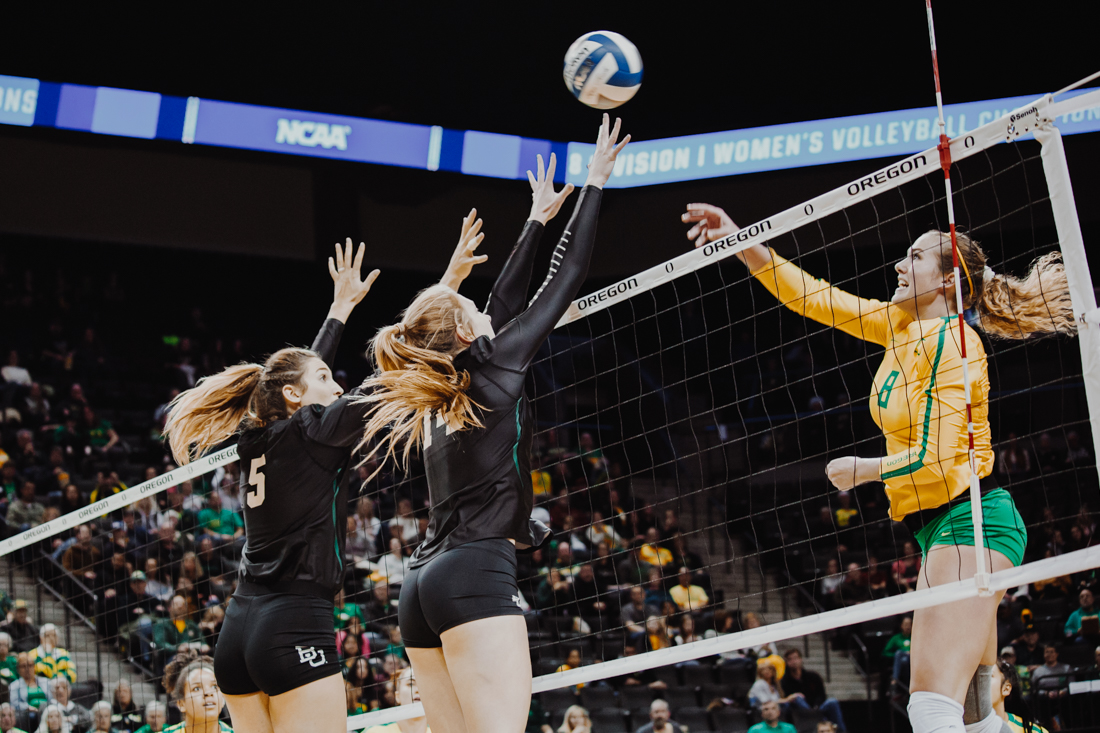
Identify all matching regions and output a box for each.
[827,323,970,489]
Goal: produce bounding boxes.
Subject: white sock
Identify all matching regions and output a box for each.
[964,711,1012,733]
[908,691,965,733]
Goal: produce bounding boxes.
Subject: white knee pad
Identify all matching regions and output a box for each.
[908,691,965,733]
[963,665,994,724]
[964,710,1012,733]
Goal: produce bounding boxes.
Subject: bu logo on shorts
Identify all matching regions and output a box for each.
[295,646,327,667]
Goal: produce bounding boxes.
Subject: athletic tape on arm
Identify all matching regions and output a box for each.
[0,444,239,558]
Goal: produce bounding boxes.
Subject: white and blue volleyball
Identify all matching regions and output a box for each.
[563,31,643,109]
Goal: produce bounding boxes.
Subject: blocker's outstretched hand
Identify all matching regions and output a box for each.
[682,203,739,247]
[527,153,575,225]
[328,238,381,324]
[441,208,489,291]
[585,114,630,189]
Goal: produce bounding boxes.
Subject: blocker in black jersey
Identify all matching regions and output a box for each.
[400,186,602,645]
[215,317,366,694]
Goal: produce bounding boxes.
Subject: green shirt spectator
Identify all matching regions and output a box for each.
[197,493,243,540]
[882,631,913,659]
[749,701,797,733]
[334,595,366,631]
[0,631,17,684]
[153,597,207,657]
[1065,589,1098,638]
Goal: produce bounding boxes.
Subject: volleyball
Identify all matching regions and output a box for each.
[562,31,643,109]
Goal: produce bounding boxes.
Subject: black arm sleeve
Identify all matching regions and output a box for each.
[300,397,370,448]
[483,221,544,327]
[310,318,345,368]
[490,186,603,371]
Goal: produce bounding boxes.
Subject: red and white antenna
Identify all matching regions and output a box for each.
[925,1,991,595]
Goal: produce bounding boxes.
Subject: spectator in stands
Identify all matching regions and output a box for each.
[132,701,165,733]
[621,586,657,645]
[552,542,579,578]
[152,523,183,580]
[110,680,142,733]
[645,617,671,652]
[834,491,858,528]
[29,625,74,684]
[0,702,24,733]
[555,705,591,733]
[194,538,231,601]
[334,589,366,631]
[739,613,781,665]
[1,601,39,652]
[669,567,709,614]
[815,723,837,733]
[1064,588,1099,643]
[1015,625,1044,670]
[195,491,242,549]
[176,552,210,610]
[571,563,606,623]
[7,482,44,530]
[49,678,90,733]
[347,497,381,563]
[83,407,122,465]
[377,537,410,587]
[591,542,618,589]
[749,661,802,709]
[22,384,50,431]
[643,569,672,609]
[1030,645,1071,698]
[9,653,49,715]
[389,498,419,544]
[141,560,172,603]
[891,541,921,593]
[996,601,1026,653]
[636,528,672,569]
[364,583,398,632]
[634,699,682,733]
[536,568,573,612]
[839,562,870,606]
[997,432,1032,481]
[55,485,83,519]
[667,533,702,573]
[818,559,844,610]
[198,604,224,651]
[152,596,206,661]
[61,526,100,590]
[882,616,913,690]
[616,642,667,691]
[89,701,113,733]
[585,511,625,550]
[88,473,125,504]
[36,703,68,733]
[747,701,796,733]
[1065,430,1091,467]
[782,648,847,732]
[554,649,586,692]
[673,615,701,646]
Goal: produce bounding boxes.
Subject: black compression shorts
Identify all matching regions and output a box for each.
[399,538,524,648]
[214,584,340,696]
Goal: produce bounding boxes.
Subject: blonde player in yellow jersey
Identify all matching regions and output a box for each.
[682,203,1075,733]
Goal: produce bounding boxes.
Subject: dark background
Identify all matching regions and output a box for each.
[1,1,1097,341]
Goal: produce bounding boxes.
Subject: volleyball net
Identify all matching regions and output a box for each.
[0,88,1098,733]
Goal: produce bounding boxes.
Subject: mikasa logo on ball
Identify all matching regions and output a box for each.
[275,119,352,150]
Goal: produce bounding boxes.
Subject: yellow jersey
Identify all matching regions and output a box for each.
[1007,713,1048,733]
[751,251,992,520]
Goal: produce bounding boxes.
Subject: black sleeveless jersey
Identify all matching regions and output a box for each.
[235,318,369,597]
[411,186,603,568]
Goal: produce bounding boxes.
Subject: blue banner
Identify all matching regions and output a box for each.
[3,71,1099,186]
[0,74,39,127]
[564,90,1100,188]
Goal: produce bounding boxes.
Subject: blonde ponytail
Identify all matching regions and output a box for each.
[936,231,1077,340]
[163,347,317,464]
[356,285,485,474]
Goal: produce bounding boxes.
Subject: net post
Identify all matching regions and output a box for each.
[926,0,991,595]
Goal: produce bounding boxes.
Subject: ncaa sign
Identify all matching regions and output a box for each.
[275,118,352,150]
[0,75,38,127]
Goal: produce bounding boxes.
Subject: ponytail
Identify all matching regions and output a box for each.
[356,285,485,474]
[938,231,1077,340]
[162,347,317,465]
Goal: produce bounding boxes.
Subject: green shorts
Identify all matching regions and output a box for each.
[911,488,1027,567]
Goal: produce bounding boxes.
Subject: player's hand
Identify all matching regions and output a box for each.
[328,238,381,323]
[585,114,630,189]
[441,209,489,291]
[527,154,575,225]
[826,456,881,490]
[682,203,739,247]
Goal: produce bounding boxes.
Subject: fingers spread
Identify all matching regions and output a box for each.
[613,134,630,155]
[352,242,366,271]
[547,152,557,180]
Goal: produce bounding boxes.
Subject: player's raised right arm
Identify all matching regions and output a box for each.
[681,202,891,347]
